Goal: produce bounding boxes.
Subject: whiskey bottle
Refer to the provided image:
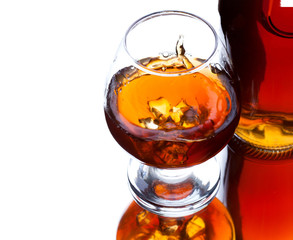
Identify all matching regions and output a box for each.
[219,0,293,239]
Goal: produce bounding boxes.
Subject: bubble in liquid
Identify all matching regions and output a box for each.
[161,51,171,58]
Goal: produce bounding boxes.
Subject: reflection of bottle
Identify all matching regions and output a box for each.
[117,198,235,240]
[224,140,293,239]
[219,0,293,239]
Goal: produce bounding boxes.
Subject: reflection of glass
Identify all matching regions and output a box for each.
[117,198,235,240]
[104,11,239,216]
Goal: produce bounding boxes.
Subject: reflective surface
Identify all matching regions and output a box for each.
[224,141,293,240]
[128,156,220,217]
[117,198,235,240]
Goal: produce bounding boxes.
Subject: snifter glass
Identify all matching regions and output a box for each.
[104,11,239,217]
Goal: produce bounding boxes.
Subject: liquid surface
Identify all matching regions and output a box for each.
[117,198,235,240]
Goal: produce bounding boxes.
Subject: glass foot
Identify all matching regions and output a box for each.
[127,156,221,217]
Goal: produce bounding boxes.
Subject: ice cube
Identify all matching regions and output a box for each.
[181,107,200,128]
[170,100,189,124]
[154,142,188,165]
[136,210,151,226]
[185,216,206,239]
[151,230,180,240]
[149,97,171,121]
[139,117,158,130]
[159,219,181,235]
[159,117,177,130]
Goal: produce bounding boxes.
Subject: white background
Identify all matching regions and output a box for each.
[0,0,220,239]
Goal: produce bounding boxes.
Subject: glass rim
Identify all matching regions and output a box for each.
[123,10,219,77]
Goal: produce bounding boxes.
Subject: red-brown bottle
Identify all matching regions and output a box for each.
[219,0,293,151]
[219,0,293,239]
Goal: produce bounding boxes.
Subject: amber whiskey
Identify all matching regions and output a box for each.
[117,198,235,240]
[105,54,239,168]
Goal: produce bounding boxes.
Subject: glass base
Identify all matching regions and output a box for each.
[127,156,221,217]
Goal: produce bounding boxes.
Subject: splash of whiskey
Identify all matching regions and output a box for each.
[176,35,194,70]
[140,35,195,72]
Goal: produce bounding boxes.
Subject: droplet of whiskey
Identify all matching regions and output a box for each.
[161,52,171,58]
